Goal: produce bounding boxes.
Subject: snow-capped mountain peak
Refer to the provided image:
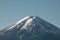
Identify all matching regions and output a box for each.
[7,16,37,30]
[0,16,60,40]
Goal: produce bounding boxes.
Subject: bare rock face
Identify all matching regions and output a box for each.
[0,16,60,40]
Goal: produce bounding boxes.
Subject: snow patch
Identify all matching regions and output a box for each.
[16,16,30,24]
[21,16,36,29]
[21,18,33,29]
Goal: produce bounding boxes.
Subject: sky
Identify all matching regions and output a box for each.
[0,0,60,30]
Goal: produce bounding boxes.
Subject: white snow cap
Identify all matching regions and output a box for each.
[8,16,39,30]
[16,16,39,24]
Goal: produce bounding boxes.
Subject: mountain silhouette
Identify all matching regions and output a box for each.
[0,16,60,40]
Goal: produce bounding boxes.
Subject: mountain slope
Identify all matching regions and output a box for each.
[0,16,60,40]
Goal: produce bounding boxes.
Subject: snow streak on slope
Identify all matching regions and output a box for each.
[21,17,34,29]
[16,16,29,24]
[7,16,29,30]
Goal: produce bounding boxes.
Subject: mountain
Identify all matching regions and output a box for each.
[0,16,60,40]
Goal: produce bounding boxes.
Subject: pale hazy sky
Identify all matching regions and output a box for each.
[0,0,60,30]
